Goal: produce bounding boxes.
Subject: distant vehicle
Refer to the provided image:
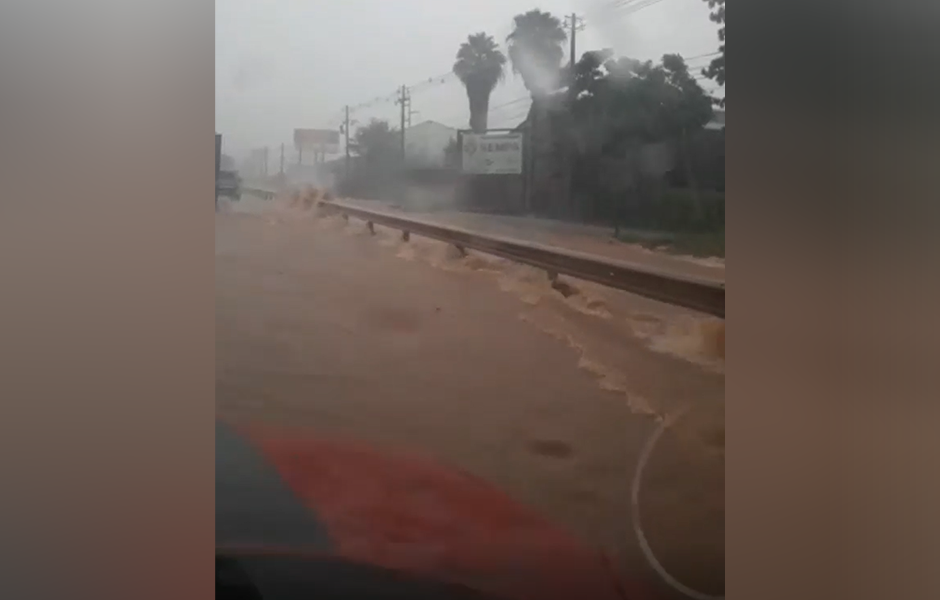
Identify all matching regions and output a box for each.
[217,169,242,202]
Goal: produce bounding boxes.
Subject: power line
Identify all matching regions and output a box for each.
[612,0,670,16]
[488,111,530,129]
[431,93,531,131]
[492,106,530,120]
[346,70,457,120]
[608,0,648,9]
[492,118,522,130]
[407,71,457,92]
[488,95,530,112]
[684,51,721,62]
[617,0,667,11]
[348,89,400,115]
[608,0,646,9]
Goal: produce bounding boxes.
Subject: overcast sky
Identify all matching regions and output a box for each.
[216,0,722,160]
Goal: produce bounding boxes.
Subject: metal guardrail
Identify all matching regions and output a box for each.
[319,200,725,318]
[242,187,276,200]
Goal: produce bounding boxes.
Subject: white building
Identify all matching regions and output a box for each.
[404,120,457,168]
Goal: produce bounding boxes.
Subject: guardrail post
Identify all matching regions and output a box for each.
[401,230,410,242]
[367,221,375,235]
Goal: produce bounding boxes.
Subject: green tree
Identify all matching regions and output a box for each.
[453,33,507,133]
[506,9,567,98]
[571,53,712,150]
[701,0,725,106]
[343,119,402,199]
[568,52,715,227]
[352,118,399,163]
[661,54,715,134]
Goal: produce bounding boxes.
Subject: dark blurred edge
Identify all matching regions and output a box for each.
[0,1,216,599]
[732,1,940,600]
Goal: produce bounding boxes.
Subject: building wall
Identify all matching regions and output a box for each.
[405,121,457,168]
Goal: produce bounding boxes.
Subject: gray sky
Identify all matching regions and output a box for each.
[215,0,722,160]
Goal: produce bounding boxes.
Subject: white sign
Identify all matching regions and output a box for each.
[294,128,340,155]
[461,132,523,175]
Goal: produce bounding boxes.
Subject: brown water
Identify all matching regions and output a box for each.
[216,197,725,597]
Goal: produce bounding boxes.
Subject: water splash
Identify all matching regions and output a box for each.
[518,311,658,418]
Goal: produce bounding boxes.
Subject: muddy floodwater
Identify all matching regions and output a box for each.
[216,198,725,598]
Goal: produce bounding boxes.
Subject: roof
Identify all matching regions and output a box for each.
[406,120,456,133]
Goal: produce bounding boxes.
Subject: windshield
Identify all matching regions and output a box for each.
[216,1,724,599]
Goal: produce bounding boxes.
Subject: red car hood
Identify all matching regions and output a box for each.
[216,420,648,600]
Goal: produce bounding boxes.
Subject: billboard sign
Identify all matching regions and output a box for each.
[294,128,340,155]
[461,132,523,175]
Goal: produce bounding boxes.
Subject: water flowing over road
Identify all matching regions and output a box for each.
[216,198,725,598]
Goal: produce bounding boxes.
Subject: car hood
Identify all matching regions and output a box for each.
[216,420,645,600]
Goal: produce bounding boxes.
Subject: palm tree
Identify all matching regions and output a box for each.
[453,33,507,133]
[506,10,567,99]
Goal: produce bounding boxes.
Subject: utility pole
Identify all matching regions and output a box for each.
[398,84,408,161]
[570,13,577,84]
[567,13,584,97]
[565,13,582,219]
[344,105,350,178]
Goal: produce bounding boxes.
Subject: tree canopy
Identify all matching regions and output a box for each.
[506,9,567,98]
[701,0,725,106]
[566,50,716,224]
[570,51,713,155]
[352,119,399,163]
[453,33,506,132]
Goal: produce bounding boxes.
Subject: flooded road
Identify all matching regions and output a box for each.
[216,200,725,598]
